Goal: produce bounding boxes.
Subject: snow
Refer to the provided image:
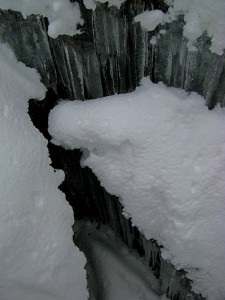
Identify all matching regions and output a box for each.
[0,43,88,300]
[83,0,125,10]
[134,10,165,32]
[168,0,225,55]
[0,0,83,38]
[134,0,225,55]
[49,78,225,300]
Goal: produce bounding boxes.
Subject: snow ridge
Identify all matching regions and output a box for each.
[49,78,225,300]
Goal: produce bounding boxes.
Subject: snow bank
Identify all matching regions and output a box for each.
[0,43,87,300]
[134,0,225,55]
[49,78,225,300]
[0,0,83,38]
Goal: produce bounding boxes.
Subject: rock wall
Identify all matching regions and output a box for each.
[1,1,223,299]
[0,1,224,107]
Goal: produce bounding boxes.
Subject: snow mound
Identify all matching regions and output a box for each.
[134,0,225,55]
[0,43,87,300]
[49,78,225,300]
[0,0,83,38]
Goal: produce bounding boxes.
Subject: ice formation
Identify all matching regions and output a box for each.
[0,43,87,300]
[134,0,225,55]
[49,78,225,300]
[0,0,83,38]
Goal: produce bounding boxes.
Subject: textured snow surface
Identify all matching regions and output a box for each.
[83,0,125,10]
[0,44,87,300]
[134,0,225,55]
[0,0,83,38]
[49,78,225,300]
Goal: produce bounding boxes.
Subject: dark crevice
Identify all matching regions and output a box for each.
[28,89,58,139]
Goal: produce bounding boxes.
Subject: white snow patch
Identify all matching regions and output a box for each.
[134,10,165,31]
[83,0,97,10]
[0,0,83,38]
[49,78,225,300]
[150,36,157,45]
[0,43,87,300]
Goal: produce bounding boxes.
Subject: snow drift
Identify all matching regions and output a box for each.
[49,78,225,300]
[0,43,87,300]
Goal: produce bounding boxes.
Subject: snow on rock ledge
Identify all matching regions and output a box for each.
[134,0,225,55]
[0,0,83,38]
[49,78,225,300]
[0,44,88,300]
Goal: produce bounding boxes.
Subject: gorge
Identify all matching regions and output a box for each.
[0,1,224,300]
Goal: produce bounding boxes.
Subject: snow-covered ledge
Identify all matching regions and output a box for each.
[48,78,225,300]
[0,44,88,300]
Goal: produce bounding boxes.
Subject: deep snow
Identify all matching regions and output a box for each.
[0,43,88,300]
[49,78,225,300]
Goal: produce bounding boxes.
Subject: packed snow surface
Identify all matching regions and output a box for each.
[49,78,225,300]
[0,43,87,300]
[0,0,83,38]
[134,0,225,55]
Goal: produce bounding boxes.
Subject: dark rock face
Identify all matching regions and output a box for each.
[0,1,224,106]
[151,17,225,109]
[1,1,222,299]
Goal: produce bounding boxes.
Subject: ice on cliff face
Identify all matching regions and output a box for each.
[0,43,88,300]
[49,78,225,300]
[134,0,225,55]
[0,0,83,38]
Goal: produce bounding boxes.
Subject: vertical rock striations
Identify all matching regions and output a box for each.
[0,1,224,106]
[0,1,223,299]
